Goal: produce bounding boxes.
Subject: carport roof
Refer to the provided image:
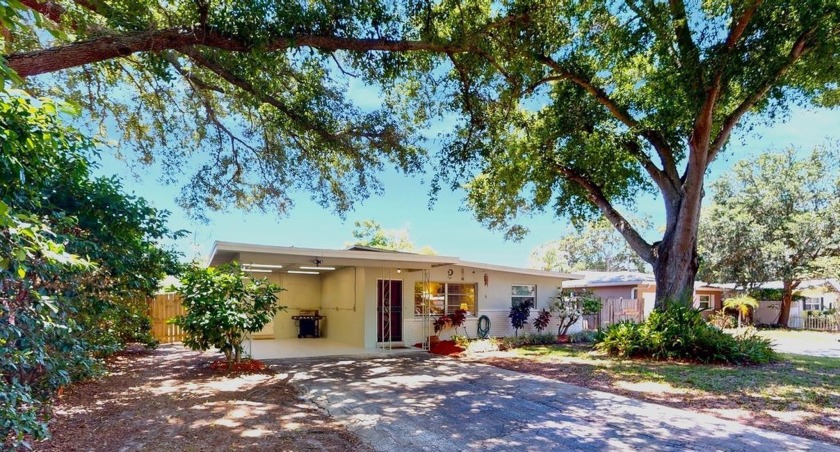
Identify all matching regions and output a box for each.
[208,241,580,280]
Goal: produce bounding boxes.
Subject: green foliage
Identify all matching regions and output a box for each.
[550,289,602,336]
[0,90,181,446]
[348,219,437,254]
[1,202,98,448]
[699,146,840,291]
[173,263,286,364]
[498,333,558,350]
[508,299,532,337]
[569,330,598,344]
[595,306,779,364]
[530,217,651,272]
[708,310,736,329]
[724,295,760,328]
[433,309,467,334]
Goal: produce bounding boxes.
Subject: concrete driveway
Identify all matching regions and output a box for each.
[270,354,838,451]
[758,330,840,358]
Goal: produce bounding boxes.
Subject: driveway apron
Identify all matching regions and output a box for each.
[269,354,838,451]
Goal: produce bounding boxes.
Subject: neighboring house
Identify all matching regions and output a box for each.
[563,271,726,318]
[714,279,840,325]
[207,242,581,352]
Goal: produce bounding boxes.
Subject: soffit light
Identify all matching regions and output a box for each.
[248,264,284,269]
[241,267,272,273]
[288,270,319,275]
[300,266,335,270]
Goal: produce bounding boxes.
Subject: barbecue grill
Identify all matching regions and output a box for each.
[291,310,324,338]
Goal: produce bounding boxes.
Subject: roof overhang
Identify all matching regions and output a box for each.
[208,241,581,280]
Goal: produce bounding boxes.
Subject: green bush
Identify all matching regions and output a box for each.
[595,305,779,364]
[498,332,557,350]
[173,263,286,364]
[569,330,598,343]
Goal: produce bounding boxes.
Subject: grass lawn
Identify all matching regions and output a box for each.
[475,344,840,446]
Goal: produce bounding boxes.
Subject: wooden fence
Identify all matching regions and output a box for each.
[582,297,645,330]
[148,293,186,343]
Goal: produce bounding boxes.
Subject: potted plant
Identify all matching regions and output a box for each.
[431,309,468,345]
[549,289,601,343]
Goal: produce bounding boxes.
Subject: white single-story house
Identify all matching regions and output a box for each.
[563,271,726,319]
[714,279,840,326]
[208,242,581,357]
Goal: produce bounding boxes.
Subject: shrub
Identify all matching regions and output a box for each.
[508,299,533,336]
[708,310,735,329]
[549,289,601,336]
[569,330,598,343]
[595,305,779,364]
[433,309,468,335]
[533,308,552,332]
[173,263,286,364]
[497,333,557,350]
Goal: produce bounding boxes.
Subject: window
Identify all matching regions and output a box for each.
[414,282,477,316]
[804,298,823,311]
[511,284,536,309]
[697,295,712,310]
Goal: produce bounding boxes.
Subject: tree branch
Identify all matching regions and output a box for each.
[668,0,704,89]
[707,26,817,162]
[6,25,466,77]
[554,164,655,263]
[20,0,65,23]
[535,54,680,193]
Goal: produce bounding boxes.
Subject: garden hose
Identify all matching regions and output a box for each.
[477,315,491,339]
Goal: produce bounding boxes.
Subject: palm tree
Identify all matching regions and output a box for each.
[723,295,760,328]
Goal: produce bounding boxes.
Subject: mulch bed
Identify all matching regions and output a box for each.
[209,358,268,372]
[413,340,465,356]
[39,344,371,451]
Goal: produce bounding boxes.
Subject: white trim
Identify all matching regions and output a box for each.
[209,241,581,280]
[697,294,712,310]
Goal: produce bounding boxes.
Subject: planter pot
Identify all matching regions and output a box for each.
[556,334,571,344]
[428,335,440,346]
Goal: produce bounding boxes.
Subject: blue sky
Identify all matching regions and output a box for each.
[90,80,840,268]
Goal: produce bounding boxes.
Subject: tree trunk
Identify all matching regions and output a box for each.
[777,279,800,327]
[652,220,701,309]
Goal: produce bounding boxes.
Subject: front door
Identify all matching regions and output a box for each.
[377,280,403,342]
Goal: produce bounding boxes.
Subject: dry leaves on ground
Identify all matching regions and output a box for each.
[40,344,371,451]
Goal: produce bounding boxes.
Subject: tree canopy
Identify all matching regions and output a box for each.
[699,146,840,324]
[5,0,840,304]
[348,219,437,254]
[530,217,651,273]
[0,90,182,445]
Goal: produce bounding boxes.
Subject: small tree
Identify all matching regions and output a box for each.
[723,295,759,328]
[550,290,602,337]
[173,263,285,365]
[508,300,533,337]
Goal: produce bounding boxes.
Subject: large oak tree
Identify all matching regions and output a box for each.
[699,146,840,325]
[4,0,839,306]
